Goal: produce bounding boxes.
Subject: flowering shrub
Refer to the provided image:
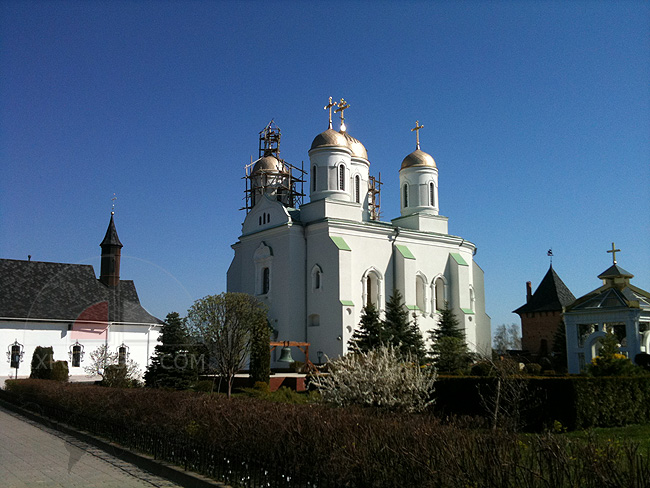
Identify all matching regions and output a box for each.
[310,345,436,412]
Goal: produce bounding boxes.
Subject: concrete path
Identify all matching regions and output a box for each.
[0,405,183,487]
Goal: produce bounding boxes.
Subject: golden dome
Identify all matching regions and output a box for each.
[310,128,349,151]
[400,149,436,170]
[252,155,288,174]
[340,131,368,160]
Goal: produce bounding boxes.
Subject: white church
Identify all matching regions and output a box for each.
[227,99,491,365]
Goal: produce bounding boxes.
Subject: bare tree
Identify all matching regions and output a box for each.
[186,292,268,398]
[492,323,522,354]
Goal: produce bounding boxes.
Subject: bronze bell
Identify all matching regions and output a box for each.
[278,346,294,363]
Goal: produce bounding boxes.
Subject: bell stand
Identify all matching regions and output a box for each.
[270,341,318,373]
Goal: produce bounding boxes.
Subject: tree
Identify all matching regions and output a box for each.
[84,344,141,385]
[348,303,384,354]
[493,324,522,355]
[383,290,426,362]
[249,319,272,385]
[84,344,115,379]
[30,346,54,379]
[186,292,268,398]
[144,312,197,389]
[311,345,437,413]
[429,304,472,373]
[551,321,568,373]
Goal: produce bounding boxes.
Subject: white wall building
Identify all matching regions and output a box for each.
[228,106,491,365]
[0,214,162,379]
[564,247,650,374]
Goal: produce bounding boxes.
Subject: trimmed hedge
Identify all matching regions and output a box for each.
[2,379,649,488]
[434,375,650,430]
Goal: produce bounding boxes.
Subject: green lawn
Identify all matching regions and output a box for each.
[565,423,650,451]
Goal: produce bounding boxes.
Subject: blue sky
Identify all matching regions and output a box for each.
[2,1,648,334]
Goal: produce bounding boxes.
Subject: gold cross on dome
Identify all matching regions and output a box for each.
[607,242,621,264]
[334,98,350,131]
[411,120,424,149]
[324,96,336,129]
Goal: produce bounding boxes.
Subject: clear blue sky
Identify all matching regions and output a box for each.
[2,1,648,334]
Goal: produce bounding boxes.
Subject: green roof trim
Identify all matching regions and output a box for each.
[406,305,420,311]
[461,308,474,314]
[340,300,355,307]
[396,244,415,259]
[450,252,468,266]
[330,236,351,251]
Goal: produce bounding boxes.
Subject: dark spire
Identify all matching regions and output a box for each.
[101,213,123,248]
[514,265,576,314]
[99,213,122,287]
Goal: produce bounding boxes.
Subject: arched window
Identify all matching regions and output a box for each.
[312,166,317,191]
[118,345,128,365]
[362,269,382,309]
[434,277,446,311]
[339,164,345,191]
[262,267,270,294]
[355,175,360,203]
[403,184,409,208]
[416,275,427,312]
[429,182,435,206]
[469,286,476,312]
[315,270,321,289]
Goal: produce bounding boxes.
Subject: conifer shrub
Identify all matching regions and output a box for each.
[50,361,69,382]
[30,346,54,379]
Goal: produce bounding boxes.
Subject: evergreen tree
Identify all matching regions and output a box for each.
[348,303,384,354]
[431,302,464,341]
[30,346,54,379]
[383,290,426,362]
[145,312,197,389]
[429,303,472,373]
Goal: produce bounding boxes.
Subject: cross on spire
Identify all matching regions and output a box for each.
[411,120,424,150]
[111,193,117,215]
[607,242,621,264]
[334,98,350,132]
[324,96,336,130]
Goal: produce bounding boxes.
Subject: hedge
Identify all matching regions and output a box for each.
[433,375,650,430]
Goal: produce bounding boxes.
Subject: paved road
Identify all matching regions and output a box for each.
[0,405,183,488]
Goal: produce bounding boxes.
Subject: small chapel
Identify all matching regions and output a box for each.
[227,99,492,365]
[564,244,650,373]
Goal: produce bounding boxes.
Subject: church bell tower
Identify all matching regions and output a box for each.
[99,212,123,287]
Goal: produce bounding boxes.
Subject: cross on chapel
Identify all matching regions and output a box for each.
[411,120,424,150]
[324,97,336,129]
[607,242,621,264]
[335,98,350,132]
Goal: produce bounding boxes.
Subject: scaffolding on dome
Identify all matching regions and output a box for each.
[368,173,382,220]
[242,120,305,213]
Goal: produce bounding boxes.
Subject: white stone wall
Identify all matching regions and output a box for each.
[0,321,159,379]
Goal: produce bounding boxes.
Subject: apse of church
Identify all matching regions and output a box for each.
[227,99,491,364]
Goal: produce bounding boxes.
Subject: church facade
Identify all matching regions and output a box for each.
[227,100,491,364]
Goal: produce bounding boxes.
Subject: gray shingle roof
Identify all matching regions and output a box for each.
[513,265,576,314]
[0,258,162,325]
